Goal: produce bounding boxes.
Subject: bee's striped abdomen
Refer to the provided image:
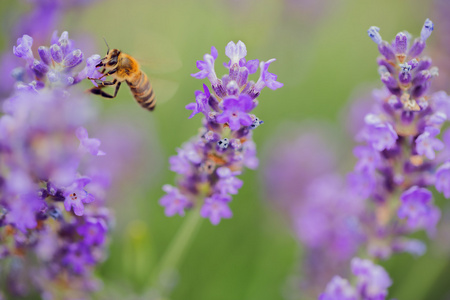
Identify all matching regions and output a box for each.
[127,71,156,111]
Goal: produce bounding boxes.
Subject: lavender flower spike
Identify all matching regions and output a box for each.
[161,41,282,224]
[340,18,449,261]
[318,19,450,265]
[12,31,103,89]
[1,29,111,299]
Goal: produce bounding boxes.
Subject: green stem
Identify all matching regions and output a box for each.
[149,208,203,297]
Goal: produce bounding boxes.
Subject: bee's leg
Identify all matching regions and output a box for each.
[100,68,117,78]
[89,82,121,99]
[99,79,117,86]
[88,69,117,81]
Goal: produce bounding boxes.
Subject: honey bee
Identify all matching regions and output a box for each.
[88,42,156,111]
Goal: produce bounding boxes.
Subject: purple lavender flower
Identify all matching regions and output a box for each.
[398,186,434,226]
[0,0,100,97]
[362,114,398,151]
[347,170,376,199]
[63,177,95,216]
[319,258,392,300]
[7,193,41,233]
[185,84,211,118]
[62,243,96,274]
[162,41,282,224]
[249,59,283,98]
[215,167,243,195]
[77,218,108,246]
[263,124,366,298]
[353,146,381,172]
[1,29,110,299]
[415,127,444,159]
[216,94,255,130]
[76,126,106,156]
[169,144,202,175]
[191,46,219,82]
[75,54,103,85]
[421,18,434,41]
[340,19,447,261]
[319,276,357,300]
[159,185,192,217]
[200,194,233,225]
[435,161,450,198]
[13,31,102,89]
[351,258,392,300]
[392,238,427,256]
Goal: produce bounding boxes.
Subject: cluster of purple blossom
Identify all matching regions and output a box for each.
[0,0,101,97]
[12,31,102,90]
[319,258,392,300]
[0,31,108,299]
[265,19,450,300]
[264,126,366,297]
[353,18,446,258]
[160,41,282,225]
[321,18,450,299]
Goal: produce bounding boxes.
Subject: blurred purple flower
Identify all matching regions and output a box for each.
[320,258,392,300]
[319,276,357,300]
[200,194,233,225]
[185,84,211,118]
[263,124,363,297]
[415,127,444,159]
[13,35,34,64]
[76,126,105,156]
[263,123,339,212]
[435,161,450,198]
[159,185,192,217]
[215,167,243,195]
[351,258,392,300]
[77,218,108,246]
[0,28,110,299]
[12,31,103,88]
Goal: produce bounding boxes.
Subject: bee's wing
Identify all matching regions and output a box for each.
[130,32,182,74]
[149,77,179,104]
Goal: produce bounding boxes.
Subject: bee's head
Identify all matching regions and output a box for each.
[97,48,121,69]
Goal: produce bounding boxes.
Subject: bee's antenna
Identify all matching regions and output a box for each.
[103,37,110,54]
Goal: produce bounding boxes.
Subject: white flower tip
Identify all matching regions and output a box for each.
[368,26,382,44]
[364,114,381,125]
[421,18,434,41]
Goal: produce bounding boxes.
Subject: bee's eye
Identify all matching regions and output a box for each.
[108,57,117,66]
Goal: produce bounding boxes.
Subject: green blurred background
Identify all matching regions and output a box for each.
[1,0,450,299]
